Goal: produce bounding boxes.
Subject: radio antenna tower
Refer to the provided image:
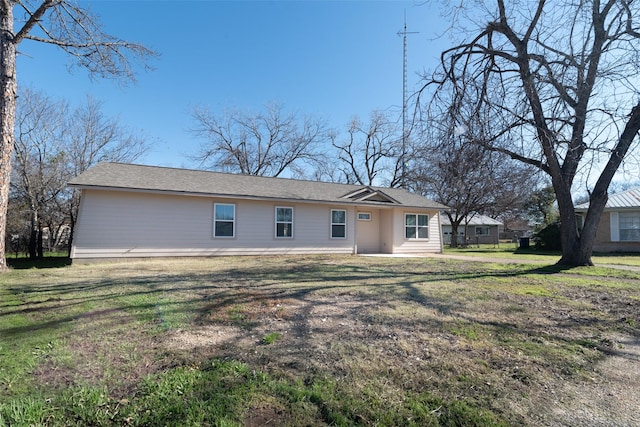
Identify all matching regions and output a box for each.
[397,13,418,188]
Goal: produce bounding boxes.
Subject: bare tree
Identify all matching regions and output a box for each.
[0,1,156,270]
[192,103,329,177]
[410,99,537,247]
[9,90,148,258]
[331,111,402,186]
[62,95,149,255]
[424,0,640,265]
[11,88,68,258]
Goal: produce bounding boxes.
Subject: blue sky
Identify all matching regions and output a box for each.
[17,1,450,169]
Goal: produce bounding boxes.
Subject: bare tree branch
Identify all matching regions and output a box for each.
[420,0,640,266]
[191,103,329,178]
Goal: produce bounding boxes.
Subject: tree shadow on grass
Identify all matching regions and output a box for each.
[7,256,72,269]
[2,258,638,345]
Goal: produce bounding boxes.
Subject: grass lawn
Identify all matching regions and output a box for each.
[1,255,639,426]
[444,243,640,267]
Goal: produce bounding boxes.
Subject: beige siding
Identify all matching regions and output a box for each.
[72,189,444,259]
[355,209,380,253]
[390,209,443,254]
[379,210,394,254]
[72,190,356,259]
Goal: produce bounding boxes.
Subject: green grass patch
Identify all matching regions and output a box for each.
[450,321,481,340]
[444,245,640,268]
[262,332,282,345]
[0,360,507,426]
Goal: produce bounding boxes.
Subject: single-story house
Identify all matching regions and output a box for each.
[575,187,640,253]
[68,162,449,260]
[499,217,533,241]
[440,213,503,245]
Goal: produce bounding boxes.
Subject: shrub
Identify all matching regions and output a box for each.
[533,222,562,251]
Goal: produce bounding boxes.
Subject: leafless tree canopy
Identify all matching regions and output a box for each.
[66,95,149,176]
[11,89,67,258]
[423,0,640,265]
[191,103,329,178]
[14,0,156,81]
[330,111,401,186]
[411,94,538,247]
[8,89,149,259]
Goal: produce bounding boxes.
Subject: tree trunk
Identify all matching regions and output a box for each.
[444,213,465,249]
[0,3,17,270]
[28,208,37,259]
[67,210,76,258]
[555,104,640,267]
[450,225,459,248]
[37,223,44,259]
[556,183,610,267]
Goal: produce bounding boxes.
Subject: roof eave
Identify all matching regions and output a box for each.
[70,184,445,210]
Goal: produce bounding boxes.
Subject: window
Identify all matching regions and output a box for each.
[275,207,293,238]
[357,212,371,221]
[331,209,347,238]
[214,203,235,238]
[405,213,429,239]
[619,212,640,241]
[476,227,490,236]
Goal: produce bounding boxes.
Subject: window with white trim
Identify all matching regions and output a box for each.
[331,209,347,239]
[357,212,371,221]
[405,213,429,239]
[275,207,294,238]
[619,212,640,241]
[214,203,235,238]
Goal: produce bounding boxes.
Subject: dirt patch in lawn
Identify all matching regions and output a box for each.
[159,270,640,426]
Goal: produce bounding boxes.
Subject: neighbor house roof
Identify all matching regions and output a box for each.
[575,187,640,211]
[68,162,449,210]
[440,213,503,226]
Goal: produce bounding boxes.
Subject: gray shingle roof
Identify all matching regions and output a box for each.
[575,187,640,210]
[440,213,503,226]
[68,162,449,210]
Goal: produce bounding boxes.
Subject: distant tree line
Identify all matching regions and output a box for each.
[9,90,542,260]
[190,101,540,247]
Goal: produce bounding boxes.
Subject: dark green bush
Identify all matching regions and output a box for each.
[533,222,562,251]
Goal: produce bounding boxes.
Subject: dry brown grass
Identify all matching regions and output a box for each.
[2,254,640,426]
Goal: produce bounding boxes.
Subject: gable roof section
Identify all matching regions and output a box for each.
[340,187,400,204]
[575,187,640,211]
[68,162,448,210]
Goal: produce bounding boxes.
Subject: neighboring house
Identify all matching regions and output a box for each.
[440,213,503,245]
[68,162,449,261]
[499,217,533,241]
[575,187,640,253]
